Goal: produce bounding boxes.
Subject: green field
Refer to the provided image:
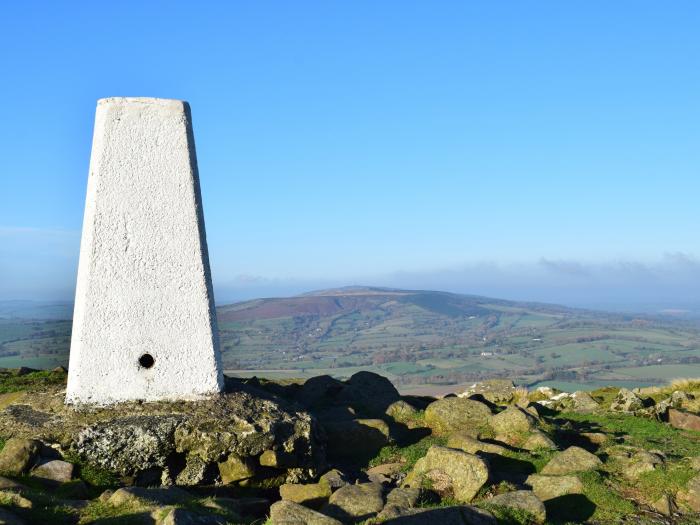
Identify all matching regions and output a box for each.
[3,289,700,394]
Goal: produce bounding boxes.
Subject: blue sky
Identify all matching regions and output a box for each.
[1,2,699,310]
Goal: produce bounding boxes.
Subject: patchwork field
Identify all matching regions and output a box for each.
[2,287,700,393]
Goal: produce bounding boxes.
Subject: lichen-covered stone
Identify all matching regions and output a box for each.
[522,430,557,451]
[0,491,32,509]
[322,482,384,521]
[31,459,73,483]
[108,486,192,507]
[0,438,41,476]
[610,388,645,413]
[489,406,538,436]
[385,400,419,424]
[526,474,583,501]
[270,500,342,525]
[488,490,546,524]
[279,480,332,509]
[446,433,506,455]
[385,487,421,508]
[157,508,227,525]
[0,382,325,485]
[75,415,182,475]
[459,380,516,404]
[404,446,489,503]
[677,474,700,512]
[217,454,255,484]
[377,504,496,524]
[541,446,602,475]
[424,397,492,436]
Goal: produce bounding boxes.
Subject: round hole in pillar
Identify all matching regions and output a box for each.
[139,353,155,369]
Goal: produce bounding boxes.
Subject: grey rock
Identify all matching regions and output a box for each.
[322,482,384,521]
[386,487,421,508]
[157,508,227,525]
[526,474,583,501]
[541,446,602,475]
[270,500,342,525]
[460,379,517,404]
[404,446,489,503]
[610,388,645,413]
[0,438,41,475]
[108,486,192,507]
[31,459,74,483]
[378,505,496,524]
[489,490,546,524]
[424,397,492,436]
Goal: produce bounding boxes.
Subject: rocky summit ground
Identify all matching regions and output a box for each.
[0,370,700,523]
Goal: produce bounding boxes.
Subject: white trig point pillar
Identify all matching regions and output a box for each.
[66,97,224,405]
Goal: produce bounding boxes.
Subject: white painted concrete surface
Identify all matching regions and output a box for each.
[66,97,224,404]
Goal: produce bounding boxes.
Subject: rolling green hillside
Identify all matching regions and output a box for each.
[2,287,700,393]
[217,287,700,393]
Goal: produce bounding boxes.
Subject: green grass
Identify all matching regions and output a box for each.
[368,435,446,472]
[0,369,67,394]
[557,411,700,458]
[63,451,120,493]
[577,470,636,523]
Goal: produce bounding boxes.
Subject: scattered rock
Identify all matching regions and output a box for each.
[108,486,192,507]
[610,388,645,413]
[31,459,73,483]
[526,474,583,501]
[385,400,420,424]
[0,383,324,486]
[0,491,32,509]
[156,508,227,525]
[0,438,41,475]
[541,446,602,475]
[367,462,403,484]
[611,449,664,480]
[677,474,700,512]
[669,409,700,431]
[217,453,255,484]
[175,455,211,486]
[446,433,507,455]
[201,496,268,517]
[489,406,538,436]
[580,432,608,445]
[522,430,557,451]
[319,469,350,490]
[279,480,332,509]
[0,477,25,492]
[270,500,342,525]
[322,482,384,521]
[569,391,600,412]
[377,504,496,524]
[488,490,546,524]
[404,446,489,503]
[652,494,677,516]
[424,397,492,436]
[459,380,516,404]
[259,449,297,468]
[386,487,421,508]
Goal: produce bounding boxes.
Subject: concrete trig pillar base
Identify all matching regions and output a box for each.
[66,97,224,405]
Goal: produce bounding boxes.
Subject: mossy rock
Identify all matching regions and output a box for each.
[424,397,492,436]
